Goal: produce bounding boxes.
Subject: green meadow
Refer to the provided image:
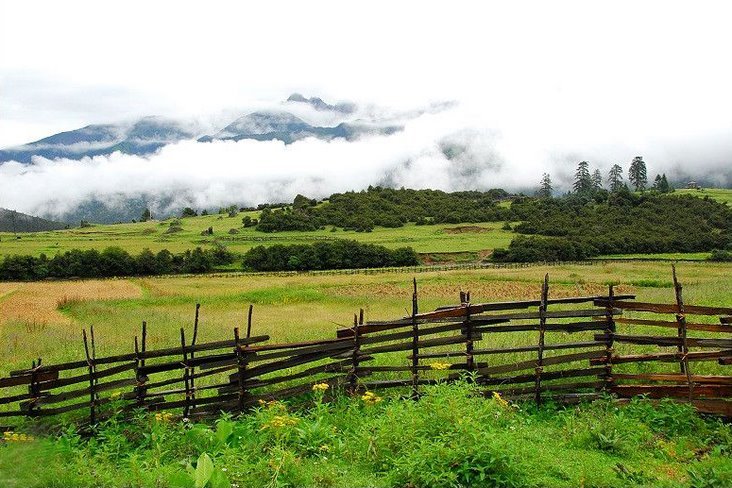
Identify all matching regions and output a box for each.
[0,261,731,487]
[3,186,732,263]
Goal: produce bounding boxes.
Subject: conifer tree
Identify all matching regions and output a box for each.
[608,164,624,192]
[628,156,648,191]
[537,173,553,198]
[573,161,593,195]
[591,169,603,190]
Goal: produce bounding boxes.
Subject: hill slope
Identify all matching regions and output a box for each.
[0,208,67,232]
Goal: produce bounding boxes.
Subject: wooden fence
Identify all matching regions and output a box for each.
[1,267,730,426]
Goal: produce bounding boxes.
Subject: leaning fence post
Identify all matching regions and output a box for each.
[246,304,254,339]
[348,313,362,394]
[672,266,694,401]
[234,327,249,411]
[189,304,200,410]
[180,328,191,418]
[603,285,616,392]
[411,278,420,399]
[464,290,475,374]
[535,275,549,405]
[83,328,97,425]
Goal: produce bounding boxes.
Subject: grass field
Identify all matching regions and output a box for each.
[1,260,730,377]
[0,216,516,258]
[2,188,729,263]
[675,187,732,205]
[1,260,732,487]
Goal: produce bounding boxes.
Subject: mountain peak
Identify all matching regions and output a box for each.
[285,93,357,114]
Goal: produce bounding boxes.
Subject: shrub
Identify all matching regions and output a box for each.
[709,249,732,262]
[242,240,419,271]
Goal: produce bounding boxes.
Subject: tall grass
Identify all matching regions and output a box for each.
[1,383,730,487]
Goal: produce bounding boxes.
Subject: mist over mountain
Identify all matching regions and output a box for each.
[0,117,200,163]
[0,92,730,225]
[197,111,400,145]
[0,94,398,163]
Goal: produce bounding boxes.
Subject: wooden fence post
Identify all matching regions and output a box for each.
[672,266,694,401]
[189,304,200,411]
[349,313,361,394]
[464,290,475,374]
[603,284,616,392]
[180,328,191,418]
[535,275,549,405]
[246,304,254,339]
[234,327,249,411]
[411,278,420,399]
[83,327,98,425]
[134,322,147,407]
[28,358,40,416]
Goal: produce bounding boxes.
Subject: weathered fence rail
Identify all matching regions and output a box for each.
[1,267,731,425]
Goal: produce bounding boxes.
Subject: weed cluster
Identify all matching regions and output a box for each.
[1,382,730,487]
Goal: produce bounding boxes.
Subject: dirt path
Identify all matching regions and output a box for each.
[0,279,143,326]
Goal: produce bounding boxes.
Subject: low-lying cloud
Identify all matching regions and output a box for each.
[1,101,731,221]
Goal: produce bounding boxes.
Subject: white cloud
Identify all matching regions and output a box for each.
[1,0,731,215]
[1,102,730,218]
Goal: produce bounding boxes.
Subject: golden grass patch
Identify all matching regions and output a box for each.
[0,279,142,326]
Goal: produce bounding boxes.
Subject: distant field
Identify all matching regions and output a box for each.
[0,213,516,258]
[1,188,729,263]
[674,187,732,205]
[596,252,712,261]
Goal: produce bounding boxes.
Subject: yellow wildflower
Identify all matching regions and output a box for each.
[2,431,33,442]
[262,415,299,430]
[319,444,330,452]
[429,362,452,371]
[154,412,173,422]
[312,383,330,392]
[361,391,382,405]
[492,391,510,409]
[110,390,123,400]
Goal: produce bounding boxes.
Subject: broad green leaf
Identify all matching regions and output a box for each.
[210,468,231,488]
[195,453,214,488]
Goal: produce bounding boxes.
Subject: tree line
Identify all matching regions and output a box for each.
[0,246,235,281]
[255,187,510,232]
[537,156,672,199]
[493,192,731,261]
[242,240,419,271]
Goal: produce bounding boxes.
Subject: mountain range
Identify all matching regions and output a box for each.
[0,94,400,163]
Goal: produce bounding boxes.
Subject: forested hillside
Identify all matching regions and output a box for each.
[0,208,67,233]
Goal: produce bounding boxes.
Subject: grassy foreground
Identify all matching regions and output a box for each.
[1,262,732,487]
[1,383,730,487]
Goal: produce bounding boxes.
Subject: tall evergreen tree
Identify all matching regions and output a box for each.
[573,161,593,195]
[140,208,152,222]
[628,156,648,191]
[537,173,553,198]
[608,164,624,192]
[653,174,661,192]
[660,174,671,193]
[591,169,603,190]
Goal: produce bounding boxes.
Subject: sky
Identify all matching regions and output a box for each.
[1,0,732,216]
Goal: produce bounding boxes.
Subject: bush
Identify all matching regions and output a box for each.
[242,240,419,271]
[0,246,235,280]
[709,249,732,262]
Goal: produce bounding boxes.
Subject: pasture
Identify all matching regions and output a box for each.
[2,188,730,263]
[1,260,730,378]
[0,260,731,487]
